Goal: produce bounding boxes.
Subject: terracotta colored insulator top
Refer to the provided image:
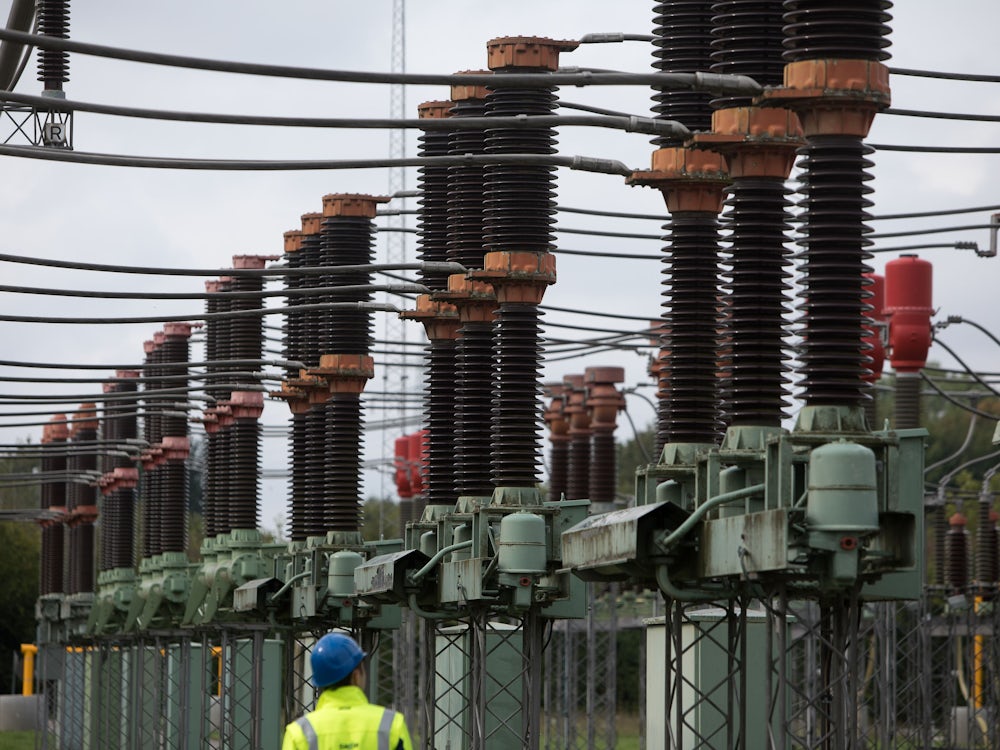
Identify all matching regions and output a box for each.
[115,369,139,379]
[301,212,323,234]
[284,230,305,254]
[67,505,99,527]
[693,107,805,180]
[486,36,579,71]
[102,381,115,394]
[232,254,277,270]
[161,436,190,461]
[418,100,453,119]
[163,322,193,339]
[214,405,234,429]
[48,414,69,442]
[544,397,569,443]
[563,374,590,434]
[951,512,968,527]
[72,403,99,433]
[755,59,891,138]
[308,354,376,395]
[152,331,166,347]
[647,319,667,347]
[434,274,498,323]
[229,390,265,420]
[113,467,138,488]
[399,294,461,341]
[202,408,220,435]
[321,193,391,219]
[628,147,730,214]
[451,70,491,102]
[270,378,319,415]
[99,473,115,495]
[585,366,626,430]
[468,250,556,305]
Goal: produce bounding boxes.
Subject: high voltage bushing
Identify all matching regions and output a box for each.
[400,295,461,510]
[543,382,569,503]
[446,72,491,270]
[945,511,970,594]
[98,372,139,571]
[417,100,455,292]
[228,255,272,388]
[434,275,497,500]
[224,391,264,532]
[66,403,98,596]
[651,1,715,143]
[157,322,192,554]
[36,0,70,92]
[885,255,932,431]
[708,0,787,109]
[976,500,999,593]
[694,106,803,428]
[39,415,69,596]
[629,146,729,447]
[475,36,571,491]
[563,374,591,502]
[757,0,893,409]
[586,367,625,512]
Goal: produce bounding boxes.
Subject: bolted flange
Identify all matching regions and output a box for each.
[400,294,460,341]
[469,250,556,305]
[451,70,491,102]
[418,100,453,120]
[308,354,376,395]
[628,147,730,213]
[693,107,805,179]
[434,274,498,323]
[321,193,391,219]
[486,36,578,71]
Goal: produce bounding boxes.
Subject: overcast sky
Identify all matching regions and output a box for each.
[1,1,998,532]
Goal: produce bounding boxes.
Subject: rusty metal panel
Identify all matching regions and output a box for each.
[698,509,790,578]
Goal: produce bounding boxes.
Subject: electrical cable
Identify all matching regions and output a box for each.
[871,144,1000,154]
[0,144,637,175]
[869,224,992,240]
[929,336,1000,399]
[0,29,763,93]
[0,91,692,137]
[0,254,463,278]
[889,67,1000,83]
[920,372,1000,420]
[0,358,302,371]
[540,304,657,323]
[870,243,981,254]
[0,301,397,325]
[0,281,427,301]
[552,247,660,261]
[943,317,1000,350]
[556,226,660,240]
[885,107,1000,123]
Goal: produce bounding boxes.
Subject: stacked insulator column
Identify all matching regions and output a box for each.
[401,101,462,515]
[693,1,800,429]
[299,194,387,534]
[976,500,999,595]
[446,72,491,271]
[586,367,625,513]
[634,2,728,447]
[99,372,139,571]
[66,404,98,595]
[36,0,70,93]
[203,280,225,538]
[945,512,970,594]
[472,37,574,489]
[141,336,162,557]
[39,415,69,595]
[280,213,325,541]
[157,324,192,554]
[759,0,893,409]
[563,375,591,502]
[543,384,569,502]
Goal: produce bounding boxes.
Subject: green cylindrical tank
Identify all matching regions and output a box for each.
[806,441,879,533]
[328,550,364,599]
[419,530,438,558]
[452,524,472,561]
[498,513,547,575]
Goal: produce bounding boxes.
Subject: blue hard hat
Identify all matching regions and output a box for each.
[311,633,366,688]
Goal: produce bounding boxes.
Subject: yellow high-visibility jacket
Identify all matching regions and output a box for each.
[281,686,413,750]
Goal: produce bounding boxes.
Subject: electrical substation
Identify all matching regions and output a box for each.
[1,1,1000,749]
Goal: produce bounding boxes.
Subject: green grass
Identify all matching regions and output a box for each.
[0,731,37,750]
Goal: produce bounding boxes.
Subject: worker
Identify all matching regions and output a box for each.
[282,632,413,750]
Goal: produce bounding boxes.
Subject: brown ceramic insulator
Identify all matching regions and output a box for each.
[651,1,716,142]
[141,461,157,557]
[976,497,999,590]
[423,338,459,508]
[287,411,310,541]
[454,321,496,498]
[36,0,69,91]
[70,423,98,593]
[40,421,67,594]
[945,513,969,594]
[283,230,307,378]
[398,498,415,528]
[564,375,590,501]
[143,338,162,448]
[227,418,261,531]
[204,280,226,397]
[781,1,892,63]
[227,260,267,393]
[302,408,328,538]
[792,137,876,406]
[661,214,725,442]
[418,101,456,291]
[158,331,190,437]
[158,460,189,554]
[544,385,569,502]
[324,394,364,532]
[447,76,490,271]
[710,0,788,109]
[319,214,376,354]
[589,431,617,506]
[203,427,221,538]
[297,223,324,369]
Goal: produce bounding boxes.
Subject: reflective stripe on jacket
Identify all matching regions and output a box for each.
[281,685,413,750]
